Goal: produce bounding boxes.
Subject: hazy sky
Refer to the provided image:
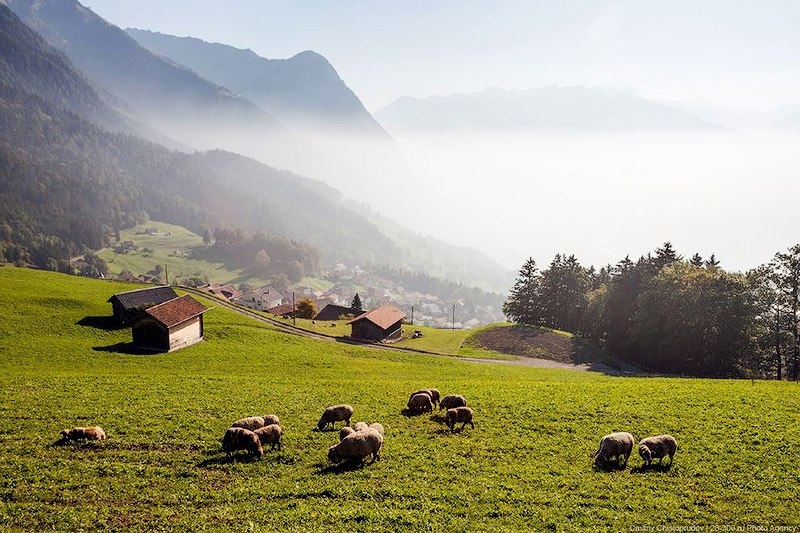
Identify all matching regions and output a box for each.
[86,0,800,112]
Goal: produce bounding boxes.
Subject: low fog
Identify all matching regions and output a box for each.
[353,129,800,273]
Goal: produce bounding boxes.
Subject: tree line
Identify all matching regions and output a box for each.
[504,243,800,379]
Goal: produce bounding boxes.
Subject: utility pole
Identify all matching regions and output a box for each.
[292,291,296,326]
[452,304,455,330]
[411,305,414,325]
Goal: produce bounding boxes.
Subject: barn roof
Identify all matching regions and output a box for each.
[107,286,178,310]
[314,304,361,321]
[266,303,295,316]
[347,304,406,330]
[144,295,208,328]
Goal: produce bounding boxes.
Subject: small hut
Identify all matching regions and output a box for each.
[348,304,406,342]
[108,286,178,325]
[131,295,208,352]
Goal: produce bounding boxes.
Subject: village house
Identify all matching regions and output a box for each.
[107,286,179,325]
[131,294,209,352]
[233,286,283,311]
[199,283,240,301]
[348,304,406,342]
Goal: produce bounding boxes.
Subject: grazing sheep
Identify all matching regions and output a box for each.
[339,426,356,441]
[231,416,266,431]
[261,414,280,427]
[353,421,369,432]
[222,427,263,459]
[444,407,474,431]
[368,423,384,437]
[327,428,383,465]
[408,389,440,408]
[317,404,354,431]
[254,424,283,451]
[439,394,467,411]
[638,434,677,466]
[594,432,635,468]
[60,426,107,442]
[407,393,433,414]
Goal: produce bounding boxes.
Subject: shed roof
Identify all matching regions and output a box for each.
[314,304,361,321]
[144,295,208,328]
[107,286,178,310]
[348,304,406,330]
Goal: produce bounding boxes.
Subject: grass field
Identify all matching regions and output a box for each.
[0,267,798,531]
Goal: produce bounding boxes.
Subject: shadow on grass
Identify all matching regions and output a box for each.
[429,414,447,424]
[197,453,262,467]
[315,459,375,475]
[76,315,125,331]
[592,461,631,473]
[400,408,434,418]
[630,463,673,474]
[92,342,157,355]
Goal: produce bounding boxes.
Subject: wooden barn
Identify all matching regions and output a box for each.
[108,286,178,325]
[313,304,361,321]
[131,295,209,352]
[348,304,406,342]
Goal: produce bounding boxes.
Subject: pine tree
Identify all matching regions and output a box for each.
[351,293,363,312]
[503,257,542,325]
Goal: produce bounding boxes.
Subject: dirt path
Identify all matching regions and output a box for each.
[182,286,641,375]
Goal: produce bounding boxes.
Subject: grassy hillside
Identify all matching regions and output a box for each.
[0,267,798,531]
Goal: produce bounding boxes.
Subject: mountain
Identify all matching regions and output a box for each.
[125,29,389,140]
[375,86,715,134]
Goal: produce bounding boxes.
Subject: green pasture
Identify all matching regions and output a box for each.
[0,267,797,531]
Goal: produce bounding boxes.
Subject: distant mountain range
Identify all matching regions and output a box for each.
[0,1,511,293]
[125,29,390,140]
[375,86,717,133]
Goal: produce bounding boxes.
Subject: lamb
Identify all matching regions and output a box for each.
[368,423,384,437]
[408,389,440,408]
[594,432,635,468]
[638,434,677,466]
[317,404,354,431]
[327,428,383,465]
[407,393,433,414]
[254,424,283,451]
[352,421,369,432]
[339,426,356,441]
[439,394,467,411]
[231,414,280,431]
[60,426,107,442]
[222,427,263,459]
[444,407,474,431]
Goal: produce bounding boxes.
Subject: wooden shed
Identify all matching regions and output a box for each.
[108,286,178,325]
[314,304,361,321]
[348,304,406,342]
[131,295,209,352]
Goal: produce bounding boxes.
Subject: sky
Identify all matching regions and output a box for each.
[85,0,800,113]
[82,1,800,273]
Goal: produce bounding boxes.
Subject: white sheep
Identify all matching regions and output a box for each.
[407,393,433,414]
[60,426,107,442]
[222,427,263,459]
[317,404,354,431]
[638,434,677,466]
[254,424,283,451]
[352,421,369,432]
[594,432,635,468]
[439,394,467,411]
[368,423,384,437]
[231,414,280,431]
[444,407,474,431]
[327,428,383,465]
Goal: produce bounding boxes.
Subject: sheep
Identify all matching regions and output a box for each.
[368,423,384,437]
[339,426,356,441]
[327,428,383,465]
[222,427,263,459]
[60,426,107,442]
[444,407,474,431]
[439,394,467,411]
[407,393,433,414]
[353,421,369,432]
[317,404,354,431]
[638,434,677,466]
[408,389,440,408]
[594,432,635,468]
[261,414,280,427]
[231,414,280,431]
[254,424,283,451]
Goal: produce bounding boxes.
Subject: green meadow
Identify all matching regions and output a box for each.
[0,267,798,531]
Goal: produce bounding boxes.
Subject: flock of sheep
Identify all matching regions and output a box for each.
[594,431,678,469]
[57,391,676,471]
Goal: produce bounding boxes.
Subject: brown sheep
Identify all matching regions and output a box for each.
[444,407,474,432]
[408,389,440,408]
[254,424,283,451]
[222,427,263,459]
[407,393,433,414]
[317,404,354,431]
[60,426,107,442]
[439,394,467,411]
[327,428,383,465]
[638,434,677,466]
[594,432,635,468]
